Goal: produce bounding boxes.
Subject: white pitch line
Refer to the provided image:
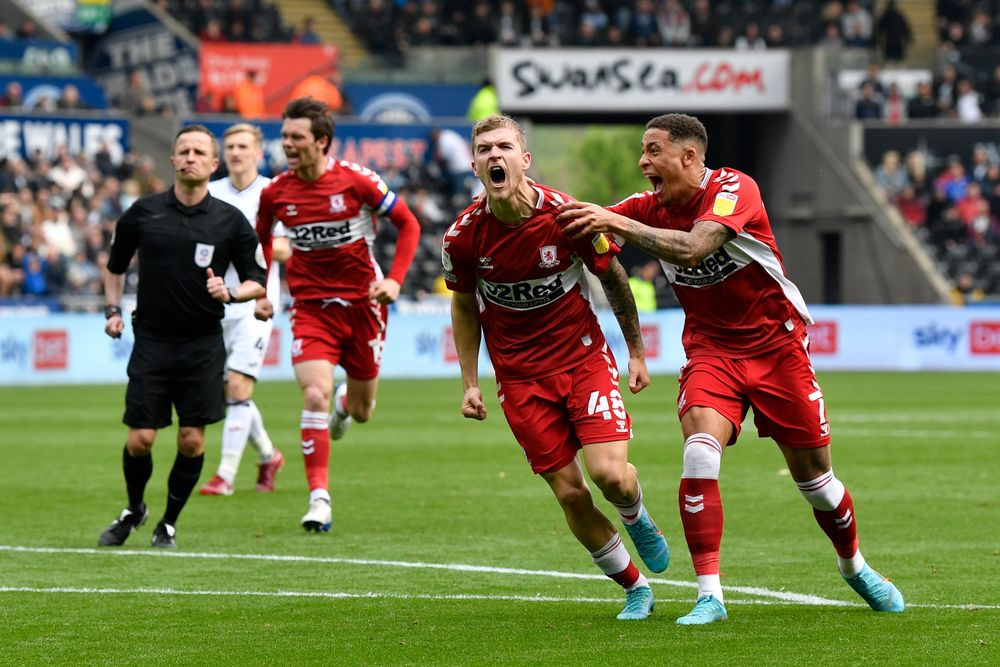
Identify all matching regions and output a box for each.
[0,544,852,607]
[0,586,996,611]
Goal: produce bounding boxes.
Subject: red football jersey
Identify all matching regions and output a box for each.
[257,158,401,302]
[443,184,619,382]
[610,167,812,358]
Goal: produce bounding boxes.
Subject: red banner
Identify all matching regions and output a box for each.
[199,43,339,116]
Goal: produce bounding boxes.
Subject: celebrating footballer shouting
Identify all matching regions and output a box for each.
[444,115,669,621]
[255,97,420,532]
[557,113,905,624]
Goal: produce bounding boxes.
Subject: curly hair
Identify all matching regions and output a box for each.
[645,114,708,154]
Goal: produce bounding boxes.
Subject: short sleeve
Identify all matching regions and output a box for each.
[441,219,475,293]
[694,172,763,235]
[106,204,140,274]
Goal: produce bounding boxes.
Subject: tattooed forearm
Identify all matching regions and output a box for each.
[599,259,645,358]
[623,218,733,267]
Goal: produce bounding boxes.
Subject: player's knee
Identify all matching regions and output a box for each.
[126,430,155,455]
[552,482,593,513]
[682,433,723,480]
[350,401,374,423]
[588,463,629,497]
[301,385,329,412]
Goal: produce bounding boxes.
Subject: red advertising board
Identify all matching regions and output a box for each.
[807,321,838,354]
[34,330,68,370]
[199,43,339,115]
[970,321,1000,354]
[640,324,659,359]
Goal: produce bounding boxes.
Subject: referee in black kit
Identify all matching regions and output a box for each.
[98,125,266,549]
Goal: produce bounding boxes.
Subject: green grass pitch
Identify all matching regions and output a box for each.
[1,373,997,665]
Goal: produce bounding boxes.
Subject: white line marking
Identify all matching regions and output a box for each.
[2,546,996,610]
[0,586,995,610]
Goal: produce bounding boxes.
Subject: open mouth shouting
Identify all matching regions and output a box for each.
[646,174,663,194]
[488,164,507,188]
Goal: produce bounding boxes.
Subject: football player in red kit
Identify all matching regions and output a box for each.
[557,113,904,624]
[446,114,669,621]
[256,97,420,532]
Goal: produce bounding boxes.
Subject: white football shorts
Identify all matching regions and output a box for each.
[222,312,275,381]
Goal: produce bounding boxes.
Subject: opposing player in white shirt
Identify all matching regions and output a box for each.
[200,123,290,496]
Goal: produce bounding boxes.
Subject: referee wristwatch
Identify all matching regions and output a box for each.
[227,286,239,303]
[104,305,122,319]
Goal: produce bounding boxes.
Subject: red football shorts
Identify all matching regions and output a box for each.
[289,298,387,381]
[498,350,633,474]
[677,333,831,448]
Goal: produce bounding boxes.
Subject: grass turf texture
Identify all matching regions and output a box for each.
[1,373,997,665]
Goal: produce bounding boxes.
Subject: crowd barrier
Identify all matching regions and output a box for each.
[2,305,999,386]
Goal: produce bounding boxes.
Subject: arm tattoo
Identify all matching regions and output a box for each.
[598,259,645,358]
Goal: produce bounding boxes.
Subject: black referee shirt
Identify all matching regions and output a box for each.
[107,188,266,338]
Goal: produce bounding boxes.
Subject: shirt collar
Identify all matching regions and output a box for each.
[166,186,213,213]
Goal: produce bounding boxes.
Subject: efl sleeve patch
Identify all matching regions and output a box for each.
[712,192,738,216]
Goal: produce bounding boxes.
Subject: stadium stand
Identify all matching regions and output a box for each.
[6,0,1000,309]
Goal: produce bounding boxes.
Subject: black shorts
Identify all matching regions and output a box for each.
[124,330,226,429]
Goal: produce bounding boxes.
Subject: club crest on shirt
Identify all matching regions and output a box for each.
[538,245,558,268]
[194,243,215,268]
[329,194,346,213]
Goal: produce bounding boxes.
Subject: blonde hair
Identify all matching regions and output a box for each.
[223,123,264,145]
[471,114,526,152]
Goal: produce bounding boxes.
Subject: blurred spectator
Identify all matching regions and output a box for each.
[933,64,959,116]
[906,80,939,119]
[467,78,499,122]
[293,16,322,44]
[466,2,498,44]
[48,153,89,194]
[970,146,993,185]
[689,0,716,46]
[883,82,906,123]
[658,0,691,46]
[631,0,661,47]
[735,22,767,50]
[894,185,926,228]
[934,157,970,203]
[0,19,14,41]
[233,69,266,118]
[17,19,39,41]
[954,78,983,123]
[497,0,523,46]
[905,150,930,198]
[855,82,883,119]
[951,272,985,304]
[874,149,909,197]
[1,81,24,109]
[120,69,153,114]
[628,260,660,312]
[818,22,844,51]
[429,127,480,203]
[967,8,993,47]
[289,71,349,114]
[56,84,90,111]
[21,249,48,296]
[765,23,787,48]
[874,0,912,65]
[200,18,228,42]
[841,0,873,48]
